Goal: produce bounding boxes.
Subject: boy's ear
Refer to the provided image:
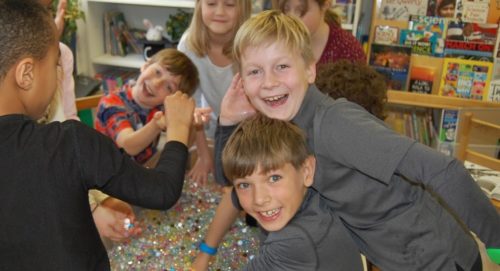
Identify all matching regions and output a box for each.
[302,156,316,187]
[306,62,316,84]
[15,58,35,90]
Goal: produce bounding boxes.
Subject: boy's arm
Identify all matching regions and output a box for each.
[191,187,240,271]
[395,143,500,253]
[242,230,317,271]
[187,127,214,186]
[115,119,163,156]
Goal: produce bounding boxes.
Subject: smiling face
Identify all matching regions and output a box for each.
[132,62,181,109]
[240,42,316,121]
[234,158,315,232]
[201,0,238,38]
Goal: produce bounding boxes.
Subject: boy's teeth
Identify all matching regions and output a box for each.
[265,95,284,102]
[260,208,279,217]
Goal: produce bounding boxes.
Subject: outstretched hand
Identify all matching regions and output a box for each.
[219,73,256,125]
[54,0,67,39]
[92,197,142,242]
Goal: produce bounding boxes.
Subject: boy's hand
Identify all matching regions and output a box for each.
[188,153,214,186]
[220,73,256,125]
[194,107,212,127]
[92,198,142,242]
[153,111,167,131]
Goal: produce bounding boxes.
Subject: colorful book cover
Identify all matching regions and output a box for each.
[439,58,493,100]
[444,21,498,60]
[378,0,428,21]
[409,66,435,93]
[369,44,412,91]
[400,29,438,56]
[439,109,459,143]
[408,15,448,56]
[374,25,399,45]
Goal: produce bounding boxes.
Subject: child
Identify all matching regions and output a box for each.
[221,113,364,270]
[36,0,140,245]
[272,0,366,66]
[177,0,252,141]
[0,0,195,268]
[315,60,388,121]
[212,10,500,270]
[94,48,212,184]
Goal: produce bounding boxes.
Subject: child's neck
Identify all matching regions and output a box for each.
[207,33,232,67]
[0,83,26,117]
[310,21,330,63]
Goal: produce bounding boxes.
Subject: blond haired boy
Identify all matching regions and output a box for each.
[203,10,500,270]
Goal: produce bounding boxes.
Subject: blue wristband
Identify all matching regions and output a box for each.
[199,241,218,256]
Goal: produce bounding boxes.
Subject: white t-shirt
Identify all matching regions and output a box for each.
[177,33,234,138]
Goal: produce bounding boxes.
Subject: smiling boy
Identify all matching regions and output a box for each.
[210,10,500,270]
[222,114,363,270]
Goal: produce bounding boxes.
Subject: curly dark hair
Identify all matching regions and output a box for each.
[315,60,388,120]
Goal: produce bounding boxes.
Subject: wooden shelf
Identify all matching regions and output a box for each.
[92,54,145,69]
[87,0,195,8]
[387,91,500,109]
[76,94,103,111]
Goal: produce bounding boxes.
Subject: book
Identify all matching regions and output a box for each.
[378,0,428,21]
[400,29,438,56]
[439,58,493,100]
[374,25,399,45]
[409,66,435,93]
[488,79,500,102]
[444,21,498,60]
[408,15,448,56]
[369,43,412,91]
[439,109,459,142]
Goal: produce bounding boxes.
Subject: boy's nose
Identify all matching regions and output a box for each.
[253,185,270,206]
[263,72,279,89]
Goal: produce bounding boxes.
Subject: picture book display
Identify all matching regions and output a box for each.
[378,0,428,21]
[439,58,493,100]
[369,43,412,91]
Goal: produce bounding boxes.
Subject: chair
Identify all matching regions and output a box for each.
[456,111,500,172]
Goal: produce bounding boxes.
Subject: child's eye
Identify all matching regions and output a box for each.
[236,182,250,190]
[247,69,260,76]
[277,64,289,70]
[269,175,282,183]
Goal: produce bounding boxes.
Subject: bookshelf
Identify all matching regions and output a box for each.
[81,0,194,75]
